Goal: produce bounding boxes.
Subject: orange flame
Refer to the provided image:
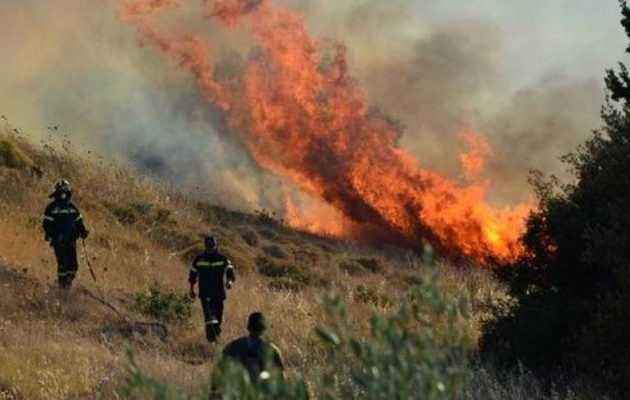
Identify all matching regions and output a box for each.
[459,128,493,181]
[119,0,533,264]
[284,193,349,238]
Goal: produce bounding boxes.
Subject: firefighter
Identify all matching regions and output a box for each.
[221,312,285,383]
[42,179,89,289]
[189,235,235,342]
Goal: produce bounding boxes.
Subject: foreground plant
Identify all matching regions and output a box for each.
[123,273,472,399]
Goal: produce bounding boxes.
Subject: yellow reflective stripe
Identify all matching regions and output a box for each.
[74,214,83,222]
[190,266,198,273]
[211,261,226,267]
[58,271,76,277]
[195,261,211,267]
[43,215,54,221]
[206,319,219,325]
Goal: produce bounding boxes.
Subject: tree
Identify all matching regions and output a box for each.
[482,1,630,396]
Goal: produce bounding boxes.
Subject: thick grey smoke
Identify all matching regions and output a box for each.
[482,75,603,203]
[0,0,621,212]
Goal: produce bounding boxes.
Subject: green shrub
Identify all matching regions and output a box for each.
[482,4,630,397]
[132,283,192,323]
[256,256,310,285]
[353,284,391,307]
[577,265,630,395]
[131,202,152,217]
[123,274,472,399]
[155,208,172,223]
[317,276,471,399]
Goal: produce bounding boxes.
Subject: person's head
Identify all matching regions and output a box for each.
[247,312,267,336]
[204,235,218,254]
[50,179,72,201]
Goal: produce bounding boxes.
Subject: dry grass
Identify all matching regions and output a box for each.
[0,123,510,398]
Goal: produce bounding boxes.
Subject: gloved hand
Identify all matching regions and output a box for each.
[225,280,233,290]
[80,230,90,239]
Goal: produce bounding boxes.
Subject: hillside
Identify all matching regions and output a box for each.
[0,121,533,398]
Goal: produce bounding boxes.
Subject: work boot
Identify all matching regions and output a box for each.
[206,319,221,342]
[58,277,71,290]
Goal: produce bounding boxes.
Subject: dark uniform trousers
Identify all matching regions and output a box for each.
[201,297,224,342]
[53,240,78,288]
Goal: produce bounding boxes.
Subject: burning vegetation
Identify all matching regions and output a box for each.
[119,0,532,264]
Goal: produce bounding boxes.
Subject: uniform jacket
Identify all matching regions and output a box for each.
[189,251,235,300]
[43,199,88,242]
[222,335,284,383]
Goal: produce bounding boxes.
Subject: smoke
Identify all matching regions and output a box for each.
[0,0,611,216]
[0,0,285,210]
[482,75,603,203]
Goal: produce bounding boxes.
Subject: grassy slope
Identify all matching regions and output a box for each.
[0,122,506,399]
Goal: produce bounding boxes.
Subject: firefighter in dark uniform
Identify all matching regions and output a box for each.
[210,313,285,397]
[189,235,235,342]
[42,179,89,289]
[222,312,284,383]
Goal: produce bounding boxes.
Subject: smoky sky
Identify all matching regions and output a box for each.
[0,0,625,210]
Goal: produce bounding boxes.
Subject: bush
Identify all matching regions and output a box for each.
[315,273,472,399]
[353,284,392,307]
[256,256,310,287]
[483,3,630,396]
[123,274,472,399]
[132,283,192,323]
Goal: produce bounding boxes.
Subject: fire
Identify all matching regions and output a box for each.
[284,194,348,238]
[459,128,493,180]
[119,0,533,264]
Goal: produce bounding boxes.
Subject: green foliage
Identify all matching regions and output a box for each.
[577,266,630,395]
[132,283,192,323]
[123,274,472,399]
[353,284,391,307]
[484,2,630,396]
[317,274,472,399]
[256,256,310,287]
[211,357,309,400]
